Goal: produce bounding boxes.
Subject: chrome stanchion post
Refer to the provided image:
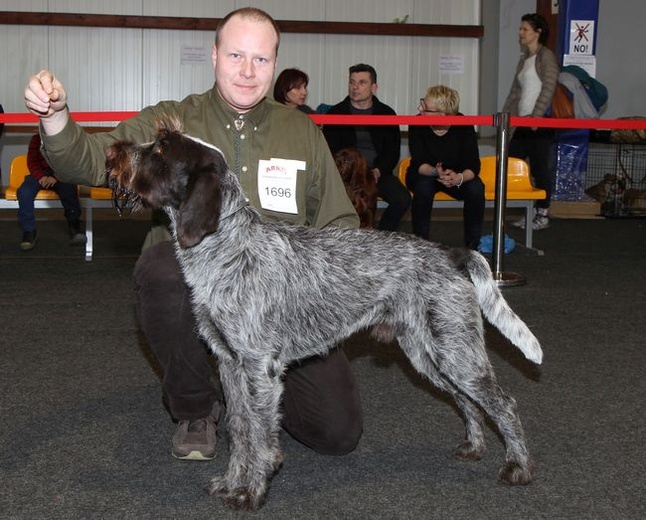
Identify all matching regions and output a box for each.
[492,112,526,287]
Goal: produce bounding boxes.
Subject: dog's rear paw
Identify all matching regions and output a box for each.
[498,460,535,485]
[207,477,266,510]
[453,440,485,460]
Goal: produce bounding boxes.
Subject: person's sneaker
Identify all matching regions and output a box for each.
[512,208,536,229]
[68,220,87,246]
[529,208,550,230]
[532,214,550,230]
[20,230,38,251]
[171,401,220,461]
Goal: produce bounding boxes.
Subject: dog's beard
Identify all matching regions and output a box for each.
[107,174,145,216]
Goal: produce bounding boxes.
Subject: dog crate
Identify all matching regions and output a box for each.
[584,141,646,217]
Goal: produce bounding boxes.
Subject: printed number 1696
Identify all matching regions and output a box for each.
[265,187,292,198]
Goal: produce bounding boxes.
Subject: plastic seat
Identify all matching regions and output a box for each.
[4,154,60,200]
[397,156,546,201]
[479,156,546,200]
[89,187,113,199]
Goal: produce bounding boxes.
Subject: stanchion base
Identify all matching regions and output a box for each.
[493,271,527,287]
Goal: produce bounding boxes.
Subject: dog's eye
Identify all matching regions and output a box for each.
[152,139,169,156]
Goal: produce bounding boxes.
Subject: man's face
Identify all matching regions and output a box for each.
[212,15,278,113]
[348,72,376,104]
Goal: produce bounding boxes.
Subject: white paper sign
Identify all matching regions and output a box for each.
[569,20,595,55]
[181,46,209,65]
[438,55,464,75]
[563,54,597,77]
[257,158,305,214]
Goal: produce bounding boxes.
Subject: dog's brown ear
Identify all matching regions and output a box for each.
[176,167,222,248]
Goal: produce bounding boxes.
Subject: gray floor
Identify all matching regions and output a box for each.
[1,215,645,519]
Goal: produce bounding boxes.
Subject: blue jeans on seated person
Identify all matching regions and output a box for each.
[17,175,81,232]
[410,174,485,249]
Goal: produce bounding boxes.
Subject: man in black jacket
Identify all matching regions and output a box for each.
[323,64,411,231]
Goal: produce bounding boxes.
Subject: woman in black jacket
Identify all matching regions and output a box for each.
[407,85,484,250]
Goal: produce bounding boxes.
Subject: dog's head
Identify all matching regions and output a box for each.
[106,120,230,248]
[334,147,369,186]
[333,147,377,228]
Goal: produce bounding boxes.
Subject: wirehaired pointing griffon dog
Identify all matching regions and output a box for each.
[106,120,543,511]
[333,147,378,228]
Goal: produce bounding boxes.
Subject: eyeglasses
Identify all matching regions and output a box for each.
[419,99,444,114]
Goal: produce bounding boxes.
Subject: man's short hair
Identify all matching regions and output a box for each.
[349,63,377,84]
[216,7,281,52]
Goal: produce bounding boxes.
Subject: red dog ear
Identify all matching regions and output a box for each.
[176,167,222,248]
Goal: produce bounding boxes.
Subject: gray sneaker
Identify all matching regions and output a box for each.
[20,230,38,251]
[532,214,550,230]
[171,401,221,461]
[68,220,87,246]
[512,208,536,230]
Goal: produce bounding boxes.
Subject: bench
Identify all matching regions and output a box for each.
[0,154,116,261]
[392,156,547,249]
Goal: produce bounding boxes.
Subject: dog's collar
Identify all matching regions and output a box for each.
[220,200,250,221]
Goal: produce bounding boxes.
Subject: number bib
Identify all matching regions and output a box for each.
[257,158,305,214]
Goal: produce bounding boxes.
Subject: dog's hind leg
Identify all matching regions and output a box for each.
[432,348,535,485]
[207,356,284,510]
[461,377,535,485]
[399,325,534,485]
[397,335,487,461]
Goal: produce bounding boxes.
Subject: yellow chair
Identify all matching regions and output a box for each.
[89,187,113,200]
[396,156,546,202]
[4,154,60,200]
[479,156,546,201]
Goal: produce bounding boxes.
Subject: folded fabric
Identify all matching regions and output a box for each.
[478,233,516,254]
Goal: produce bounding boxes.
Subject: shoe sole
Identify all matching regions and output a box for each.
[20,240,37,251]
[172,450,216,461]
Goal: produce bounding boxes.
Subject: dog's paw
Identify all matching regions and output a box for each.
[207,476,267,510]
[453,440,485,461]
[498,460,535,485]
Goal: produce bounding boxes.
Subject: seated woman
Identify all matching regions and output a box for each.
[273,68,315,114]
[406,85,484,250]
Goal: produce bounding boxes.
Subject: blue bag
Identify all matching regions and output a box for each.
[478,233,516,254]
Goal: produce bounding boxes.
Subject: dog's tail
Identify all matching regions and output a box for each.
[456,250,543,365]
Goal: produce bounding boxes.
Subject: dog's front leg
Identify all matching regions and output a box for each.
[207,356,284,510]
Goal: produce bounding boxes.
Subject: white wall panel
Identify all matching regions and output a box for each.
[48,26,143,113]
[1,0,482,177]
[0,25,49,111]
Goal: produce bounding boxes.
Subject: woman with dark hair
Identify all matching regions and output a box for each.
[503,13,559,230]
[273,68,314,114]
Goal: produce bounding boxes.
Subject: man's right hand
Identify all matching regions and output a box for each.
[24,70,69,135]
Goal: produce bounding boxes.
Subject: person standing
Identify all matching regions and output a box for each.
[407,85,484,250]
[502,12,559,230]
[323,64,411,232]
[24,7,362,462]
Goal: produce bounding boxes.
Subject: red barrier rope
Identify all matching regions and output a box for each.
[2,111,646,130]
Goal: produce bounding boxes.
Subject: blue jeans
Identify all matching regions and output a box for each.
[17,175,81,232]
